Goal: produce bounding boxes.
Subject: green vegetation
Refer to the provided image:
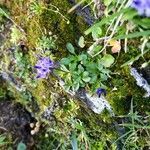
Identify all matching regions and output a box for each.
[0,0,150,149]
[60,43,114,92]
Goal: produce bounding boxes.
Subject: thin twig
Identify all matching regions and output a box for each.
[141,38,148,56]
[124,29,129,53]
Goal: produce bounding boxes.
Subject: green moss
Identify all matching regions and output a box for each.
[0,84,6,100]
[1,1,150,149]
[40,0,88,55]
[31,80,53,111]
[107,63,150,115]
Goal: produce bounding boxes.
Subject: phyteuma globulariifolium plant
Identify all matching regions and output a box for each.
[59,42,115,92]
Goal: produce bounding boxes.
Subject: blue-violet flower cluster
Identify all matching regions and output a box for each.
[131,0,150,17]
[96,88,106,97]
[34,57,54,78]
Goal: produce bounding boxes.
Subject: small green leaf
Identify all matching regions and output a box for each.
[97,62,103,71]
[69,63,77,71]
[72,82,80,91]
[133,18,150,28]
[88,44,102,55]
[80,82,85,87]
[100,54,115,67]
[66,42,75,54]
[71,132,78,150]
[89,75,97,83]
[78,36,85,48]
[78,54,87,61]
[100,73,108,81]
[78,64,84,72]
[101,68,110,75]
[86,62,97,73]
[17,142,27,150]
[123,9,137,20]
[0,135,6,145]
[74,76,81,83]
[82,76,91,82]
[82,71,89,77]
[92,27,102,40]
[60,65,69,72]
[60,58,71,65]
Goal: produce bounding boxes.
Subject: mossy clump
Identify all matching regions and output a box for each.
[107,64,150,115]
[0,82,7,100]
[40,0,88,54]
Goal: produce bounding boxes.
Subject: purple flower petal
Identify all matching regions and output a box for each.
[36,74,41,78]
[96,88,106,97]
[34,57,55,79]
[42,69,47,72]
[34,65,41,69]
[131,0,150,17]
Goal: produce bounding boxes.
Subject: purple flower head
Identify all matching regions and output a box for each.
[131,0,150,17]
[96,88,106,97]
[34,57,55,79]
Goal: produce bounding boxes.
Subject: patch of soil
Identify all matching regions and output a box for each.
[0,100,35,149]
